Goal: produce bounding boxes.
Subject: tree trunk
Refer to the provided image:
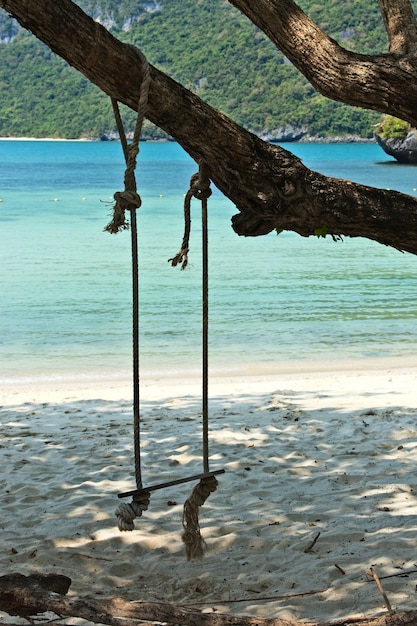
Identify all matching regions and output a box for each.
[2,573,417,626]
[2,0,417,254]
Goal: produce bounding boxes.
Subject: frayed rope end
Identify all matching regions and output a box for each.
[168,247,189,270]
[104,190,142,234]
[182,475,218,560]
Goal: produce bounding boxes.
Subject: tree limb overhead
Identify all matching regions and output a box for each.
[2,0,417,254]
[228,0,417,127]
[377,0,417,54]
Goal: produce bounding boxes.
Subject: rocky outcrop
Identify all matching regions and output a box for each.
[374,130,417,163]
[259,125,307,143]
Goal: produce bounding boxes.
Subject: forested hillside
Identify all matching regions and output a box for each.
[0,0,410,139]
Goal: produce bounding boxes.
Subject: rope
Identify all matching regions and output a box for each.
[105,46,150,234]
[201,165,210,474]
[116,493,150,532]
[169,163,212,472]
[170,164,217,558]
[182,475,218,560]
[168,166,212,270]
[105,46,151,532]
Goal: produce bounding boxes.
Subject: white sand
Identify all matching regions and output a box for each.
[2,360,417,624]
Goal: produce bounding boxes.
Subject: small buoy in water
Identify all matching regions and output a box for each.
[0,199,3,203]
[54,198,59,202]
[159,194,164,197]
[82,197,86,201]
[413,188,417,192]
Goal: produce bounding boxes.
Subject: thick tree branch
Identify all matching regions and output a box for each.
[228,0,417,127]
[2,573,417,626]
[377,0,417,54]
[0,573,298,626]
[2,0,417,254]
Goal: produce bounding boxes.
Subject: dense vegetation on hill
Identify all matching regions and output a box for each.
[0,0,412,139]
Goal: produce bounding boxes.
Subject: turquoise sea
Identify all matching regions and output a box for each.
[1,139,417,384]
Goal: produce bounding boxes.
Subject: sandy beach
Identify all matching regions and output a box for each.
[2,360,417,624]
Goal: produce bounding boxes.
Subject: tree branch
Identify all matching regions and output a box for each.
[2,0,417,254]
[0,573,298,626]
[377,0,417,55]
[228,0,417,127]
[3,573,417,626]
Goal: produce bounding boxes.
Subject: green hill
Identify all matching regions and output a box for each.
[0,0,408,139]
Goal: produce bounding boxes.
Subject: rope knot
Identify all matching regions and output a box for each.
[115,492,150,531]
[115,190,142,210]
[169,164,211,270]
[105,47,149,237]
[182,475,218,560]
[104,191,142,234]
[189,171,212,201]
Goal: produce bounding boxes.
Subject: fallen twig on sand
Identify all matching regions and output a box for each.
[367,567,393,615]
[185,587,328,605]
[304,531,321,553]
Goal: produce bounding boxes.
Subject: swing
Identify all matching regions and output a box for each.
[105,48,224,559]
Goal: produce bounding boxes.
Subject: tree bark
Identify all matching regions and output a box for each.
[2,0,417,254]
[0,573,297,626]
[2,573,417,626]
[228,0,417,126]
[377,0,417,54]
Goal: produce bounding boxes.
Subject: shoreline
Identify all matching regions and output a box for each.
[0,136,92,142]
[0,135,376,144]
[2,354,417,406]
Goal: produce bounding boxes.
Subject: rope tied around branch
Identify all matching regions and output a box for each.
[105,46,151,532]
[169,163,217,558]
[105,46,150,234]
[169,164,212,270]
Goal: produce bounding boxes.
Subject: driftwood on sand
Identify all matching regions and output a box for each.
[2,573,417,626]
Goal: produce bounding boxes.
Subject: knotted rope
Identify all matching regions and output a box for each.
[105,47,150,234]
[182,474,218,560]
[105,47,152,532]
[116,492,150,531]
[168,165,212,270]
[170,163,218,559]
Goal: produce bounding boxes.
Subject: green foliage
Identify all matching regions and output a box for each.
[314,225,328,238]
[375,115,411,140]
[0,0,406,139]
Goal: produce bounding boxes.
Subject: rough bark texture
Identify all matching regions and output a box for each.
[0,573,297,626]
[377,0,417,54]
[2,573,417,626]
[2,0,417,254]
[228,0,417,127]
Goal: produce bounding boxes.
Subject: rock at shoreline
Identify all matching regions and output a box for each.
[375,130,417,163]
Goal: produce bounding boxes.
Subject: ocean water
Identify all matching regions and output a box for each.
[1,139,417,383]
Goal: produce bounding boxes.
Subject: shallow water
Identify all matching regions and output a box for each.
[1,139,417,382]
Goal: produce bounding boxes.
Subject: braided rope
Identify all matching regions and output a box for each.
[105,47,150,234]
[182,475,218,560]
[106,47,151,532]
[169,165,212,270]
[170,164,217,559]
[115,492,150,532]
